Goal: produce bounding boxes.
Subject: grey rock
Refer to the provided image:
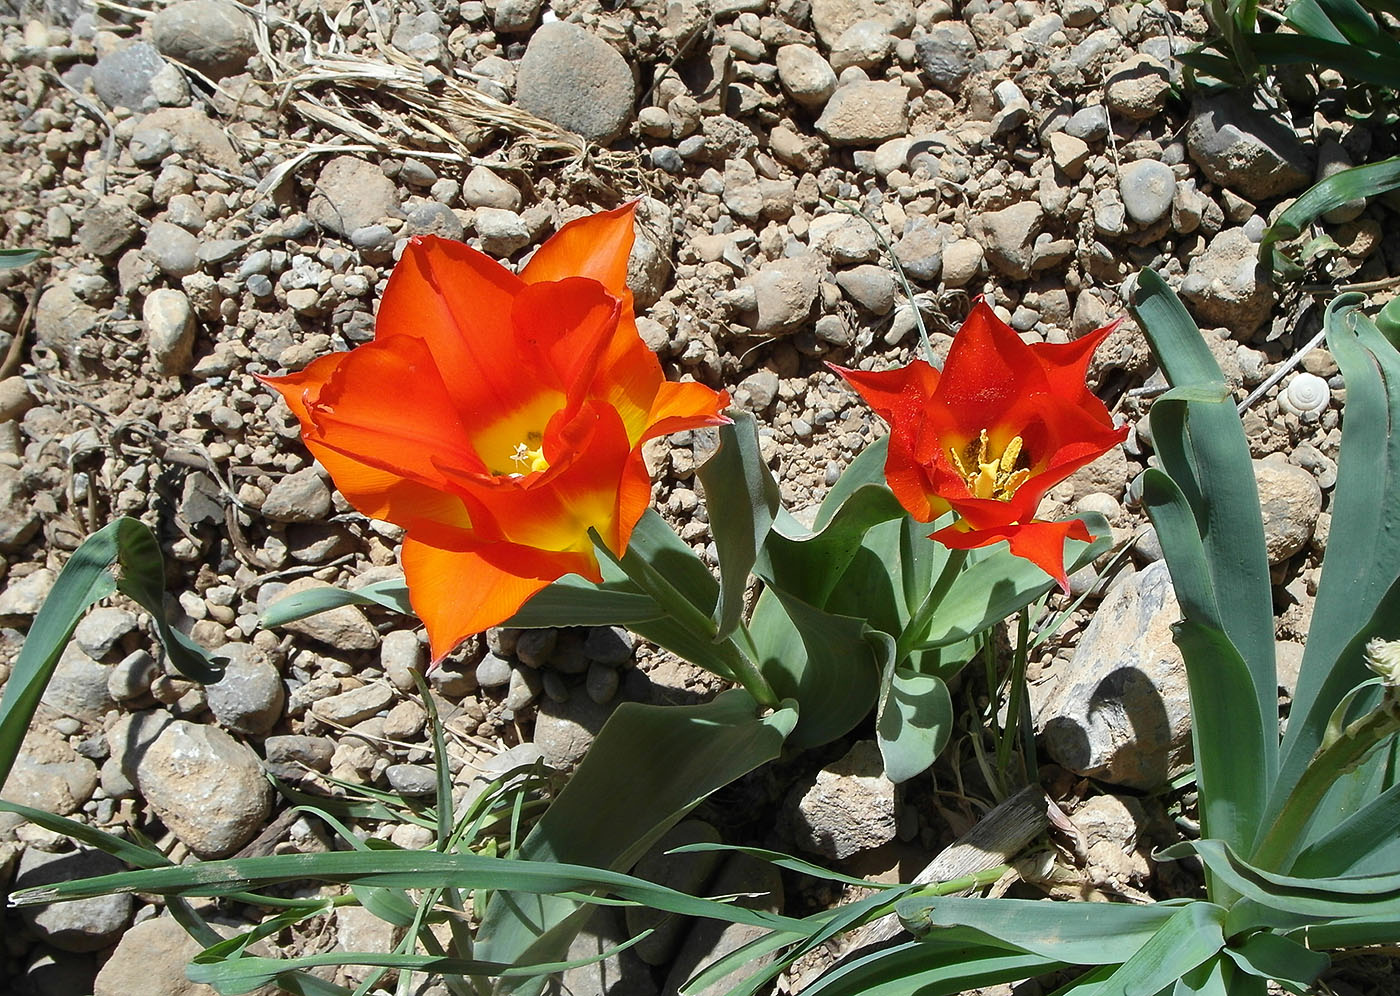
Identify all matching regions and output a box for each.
[106,708,175,787]
[91,42,172,112]
[775,44,836,109]
[129,126,173,166]
[893,217,943,282]
[79,195,143,258]
[1065,104,1109,141]
[381,629,426,688]
[1187,94,1313,201]
[16,847,132,952]
[404,201,465,241]
[34,282,97,368]
[1118,159,1176,226]
[744,255,822,335]
[0,375,34,421]
[815,80,908,146]
[940,239,984,287]
[515,628,558,667]
[546,907,658,996]
[137,106,241,171]
[1104,54,1171,121]
[532,693,618,769]
[309,156,402,238]
[786,739,896,859]
[736,369,780,410]
[0,465,40,551]
[152,0,256,80]
[264,734,334,772]
[261,467,333,522]
[1254,459,1322,563]
[94,915,278,996]
[664,855,784,996]
[41,644,114,721]
[516,22,635,144]
[1036,561,1189,790]
[137,720,272,857]
[350,224,395,252]
[144,220,200,278]
[915,21,976,93]
[586,661,620,704]
[583,626,635,665]
[504,666,542,712]
[830,20,892,73]
[271,578,381,651]
[625,820,723,966]
[810,0,913,49]
[461,166,522,211]
[198,238,247,265]
[206,642,284,735]
[493,0,543,33]
[0,729,98,827]
[834,264,897,314]
[312,682,394,725]
[0,567,55,616]
[475,652,514,688]
[386,763,438,797]
[108,650,158,702]
[74,606,139,658]
[143,288,197,375]
[1179,227,1275,336]
[972,200,1043,280]
[475,207,532,256]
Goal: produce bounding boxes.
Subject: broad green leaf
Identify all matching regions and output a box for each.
[261,577,413,627]
[1131,271,1277,798]
[695,412,780,640]
[1089,904,1226,996]
[876,664,952,783]
[504,577,662,628]
[800,936,1061,996]
[474,689,798,993]
[1170,956,1233,996]
[1259,157,1400,279]
[1286,912,1400,948]
[1274,298,1400,826]
[914,513,1110,649]
[896,896,1181,965]
[1289,779,1400,878]
[1247,32,1400,89]
[750,587,883,749]
[0,518,222,786]
[0,247,46,268]
[1221,931,1329,991]
[1158,838,1400,921]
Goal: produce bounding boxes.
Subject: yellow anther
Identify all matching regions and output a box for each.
[950,430,1029,502]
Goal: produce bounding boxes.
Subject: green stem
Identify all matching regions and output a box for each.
[1251,697,1400,872]
[895,547,970,662]
[590,529,781,709]
[996,609,1035,784]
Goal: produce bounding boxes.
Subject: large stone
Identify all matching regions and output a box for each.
[0,464,40,551]
[91,42,174,112]
[1179,227,1275,336]
[810,0,913,49]
[40,643,114,721]
[775,44,836,110]
[815,80,908,146]
[1036,561,1190,790]
[625,820,723,966]
[308,156,402,238]
[137,720,272,857]
[270,578,381,651]
[144,220,201,278]
[915,21,976,93]
[1104,54,1171,121]
[743,255,822,335]
[312,682,394,725]
[94,915,278,996]
[786,740,896,859]
[144,288,197,375]
[1187,93,1313,201]
[1119,159,1176,226]
[15,847,132,952]
[516,22,636,144]
[1254,459,1322,564]
[261,466,333,522]
[79,195,143,258]
[532,692,618,769]
[972,201,1044,280]
[152,0,256,80]
[135,107,242,171]
[205,642,285,734]
[1,729,98,834]
[35,281,100,368]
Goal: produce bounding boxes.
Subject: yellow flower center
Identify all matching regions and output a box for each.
[507,435,549,476]
[949,429,1031,501]
[475,392,563,478]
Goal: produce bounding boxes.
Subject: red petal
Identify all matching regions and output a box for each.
[931,301,1049,437]
[401,539,553,661]
[511,277,621,408]
[521,202,636,301]
[931,517,1093,593]
[638,381,732,444]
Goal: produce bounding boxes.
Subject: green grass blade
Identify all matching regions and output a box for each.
[696,411,780,640]
[800,936,1061,996]
[260,578,413,627]
[0,248,47,268]
[1260,157,1400,279]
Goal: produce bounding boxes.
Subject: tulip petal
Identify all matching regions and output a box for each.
[930,517,1093,593]
[375,235,537,416]
[301,334,485,484]
[639,381,733,443]
[933,301,1050,433]
[261,352,347,425]
[520,202,636,299]
[401,539,553,661]
[303,443,475,546]
[511,277,621,404]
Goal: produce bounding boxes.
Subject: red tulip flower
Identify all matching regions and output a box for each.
[833,301,1128,590]
[264,204,730,660]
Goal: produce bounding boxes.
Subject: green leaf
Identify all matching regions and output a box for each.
[0,799,171,870]
[504,577,662,628]
[260,577,413,627]
[1289,779,1400,878]
[914,513,1111,649]
[749,587,883,749]
[0,518,222,786]
[896,896,1182,964]
[1222,931,1329,991]
[800,936,1061,996]
[875,663,952,783]
[1089,904,1227,996]
[1286,911,1400,948]
[1259,157,1400,279]
[474,689,798,992]
[695,412,780,640]
[0,247,47,268]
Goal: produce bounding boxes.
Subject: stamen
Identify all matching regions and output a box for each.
[948,430,1030,502]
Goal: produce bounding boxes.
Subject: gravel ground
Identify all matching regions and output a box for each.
[0,0,1387,993]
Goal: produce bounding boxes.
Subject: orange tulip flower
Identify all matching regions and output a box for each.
[833,301,1128,590]
[263,204,730,660]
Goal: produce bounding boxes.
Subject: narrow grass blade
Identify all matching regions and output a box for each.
[1260,157,1400,279]
[800,936,1061,996]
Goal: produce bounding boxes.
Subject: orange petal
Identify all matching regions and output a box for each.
[511,277,621,403]
[830,361,940,433]
[638,381,732,444]
[375,235,537,417]
[401,539,553,661]
[260,352,347,424]
[932,301,1050,435]
[520,203,637,301]
[931,517,1093,593]
[1031,319,1122,413]
[304,334,484,485]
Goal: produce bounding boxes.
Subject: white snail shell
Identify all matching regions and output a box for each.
[1279,372,1330,417]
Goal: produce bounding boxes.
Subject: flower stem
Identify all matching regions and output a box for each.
[996,609,1036,784]
[895,547,970,663]
[590,529,781,709]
